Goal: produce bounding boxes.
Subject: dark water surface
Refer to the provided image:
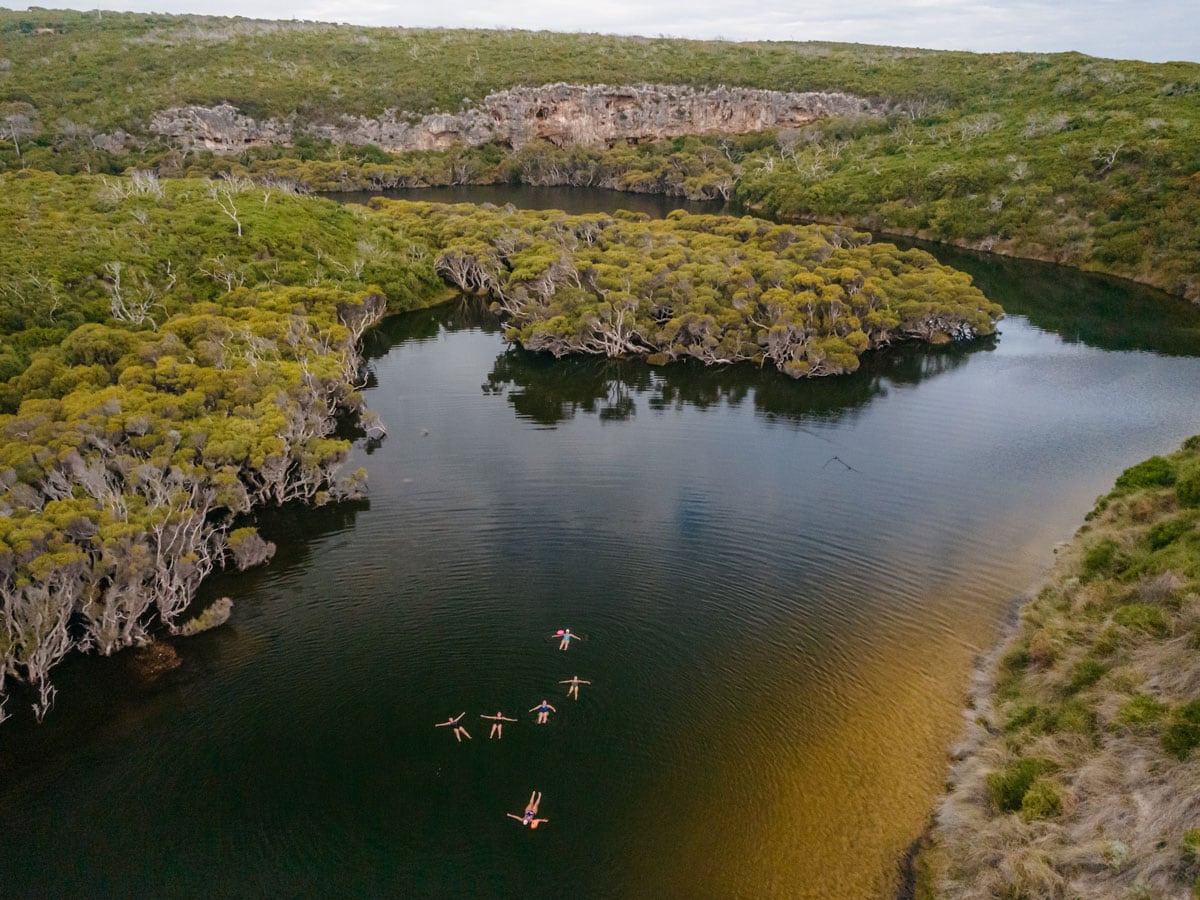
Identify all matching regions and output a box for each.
[3,187,1200,899]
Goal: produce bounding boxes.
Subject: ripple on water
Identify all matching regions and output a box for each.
[5,281,1200,898]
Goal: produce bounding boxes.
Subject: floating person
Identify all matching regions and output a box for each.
[529,699,557,724]
[506,791,548,829]
[559,676,591,700]
[552,628,581,650]
[479,711,517,739]
[435,711,472,742]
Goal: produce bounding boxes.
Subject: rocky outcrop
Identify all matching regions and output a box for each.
[150,83,882,153]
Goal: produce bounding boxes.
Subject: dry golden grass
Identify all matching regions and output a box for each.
[920,437,1200,899]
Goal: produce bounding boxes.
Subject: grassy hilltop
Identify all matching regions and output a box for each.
[1,9,1198,300]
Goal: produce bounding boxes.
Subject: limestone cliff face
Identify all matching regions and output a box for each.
[150,83,881,153]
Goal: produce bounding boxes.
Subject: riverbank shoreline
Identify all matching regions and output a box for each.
[909,438,1200,898]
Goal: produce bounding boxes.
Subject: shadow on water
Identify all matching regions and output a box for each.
[362,294,504,363]
[481,331,992,428]
[358,288,993,429]
[363,294,993,430]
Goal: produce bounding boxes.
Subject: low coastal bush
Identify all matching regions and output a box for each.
[1082,539,1124,580]
[1182,828,1200,863]
[1006,702,1055,733]
[1116,695,1168,733]
[996,646,1031,692]
[1113,603,1171,637]
[1177,462,1200,509]
[1161,700,1200,761]
[1181,830,1200,899]
[1147,514,1198,550]
[1093,625,1121,656]
[986,757,1056,813]
[1114,456,1176,493]
[927,435,1200,898]
[1067,656,1107,693]
[1020,779,1063,820]
[1053,697,1096,735]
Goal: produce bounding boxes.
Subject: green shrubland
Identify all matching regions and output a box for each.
[0,10,1197,301]
[0,172,450,722]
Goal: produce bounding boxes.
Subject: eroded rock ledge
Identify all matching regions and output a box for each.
[151,83,883,153]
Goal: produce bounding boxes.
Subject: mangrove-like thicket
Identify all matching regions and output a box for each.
[0,172,447,722]
[380,200,1001,376]
[918,438,1200,899]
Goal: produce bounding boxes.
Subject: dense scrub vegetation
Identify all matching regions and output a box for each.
[0,170,441,382]
[374,200,1000,375]
[0,172,448,722]
[920,437,1200,899]
[2,10,1196,300]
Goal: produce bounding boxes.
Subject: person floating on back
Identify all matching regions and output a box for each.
[530,699,557,724]
[559,676,591,700]
[479,711,517,739]
[435,711,471,742]
[507,791,548,829]
[553,628,580,650]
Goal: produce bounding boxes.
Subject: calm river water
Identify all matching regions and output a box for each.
[2,187,1200,899]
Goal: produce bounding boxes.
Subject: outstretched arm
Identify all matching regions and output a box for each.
[547,704,557,712]
[529,705,541,712]
[502,715,517,722]
[435,721,450,727]
[506,813,524,822]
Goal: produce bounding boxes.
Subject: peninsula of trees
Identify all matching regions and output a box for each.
[2,10,1198,301]
[0,172,446,721]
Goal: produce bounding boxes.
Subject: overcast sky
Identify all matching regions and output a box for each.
[17,1,1199,63]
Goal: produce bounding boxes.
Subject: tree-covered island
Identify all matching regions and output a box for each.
[381,200,1001,376]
